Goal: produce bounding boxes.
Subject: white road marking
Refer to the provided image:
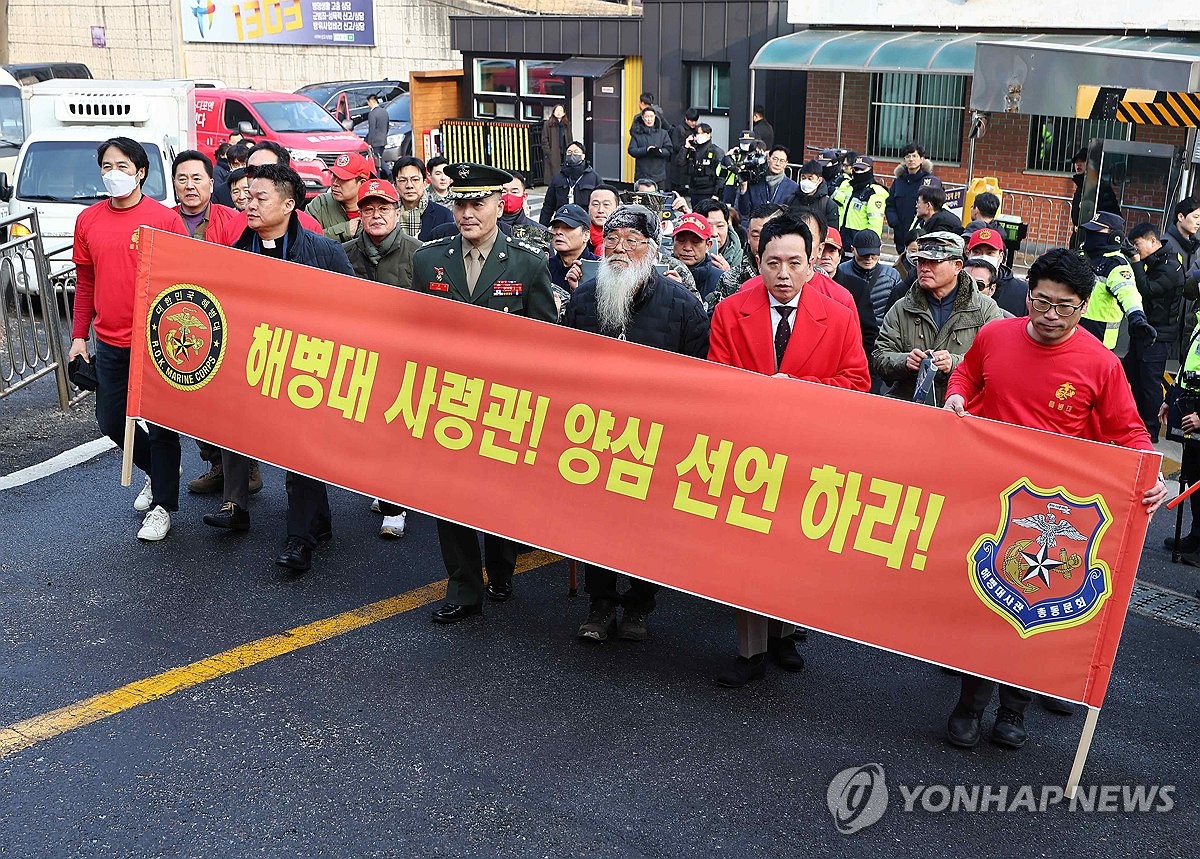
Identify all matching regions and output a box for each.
[0,437,116,491]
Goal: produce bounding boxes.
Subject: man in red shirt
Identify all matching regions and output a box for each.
[204,142,324,244]
[68,136,190,542]
[707,212,871,686]
[170,149,256,499]
[943,247,1167,750]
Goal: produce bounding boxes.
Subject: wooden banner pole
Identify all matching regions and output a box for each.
[120,417,136,487]
[1065,706,1101,799]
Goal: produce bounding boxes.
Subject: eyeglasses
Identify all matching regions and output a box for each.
[1028,292,1085,317]
[602,236,651,251]
[359,204,395,216]
[394,176,424,186]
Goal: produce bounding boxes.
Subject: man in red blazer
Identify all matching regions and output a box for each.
[707,212,871,686]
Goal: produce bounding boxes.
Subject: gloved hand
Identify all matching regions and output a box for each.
[1128,309,1157,344]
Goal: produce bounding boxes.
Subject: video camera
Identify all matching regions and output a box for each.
[734,149,768,185]
[1166,370,1200,444]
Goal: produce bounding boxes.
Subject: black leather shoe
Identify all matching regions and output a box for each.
[486,581,512,602]
[274,536,312,572]
[313,518,333,544]
[202,502,250,531]
[715,654,766,688]
[431,602,482,624]
[990,706,1028,748]
[1164,533,1200,553]
[767,636,805,672]
[946,704,982,748]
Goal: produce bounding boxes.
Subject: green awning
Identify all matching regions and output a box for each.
[751,30,1200,74]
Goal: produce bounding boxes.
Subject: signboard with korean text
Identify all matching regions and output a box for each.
[128,230,1158,709]
[180,0,374,46]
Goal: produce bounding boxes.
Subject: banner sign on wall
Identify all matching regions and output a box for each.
[180,0,374,46]
[128,229,1158,710]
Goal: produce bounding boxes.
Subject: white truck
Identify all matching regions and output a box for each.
[0,79,195,292]
[0,69,22,184]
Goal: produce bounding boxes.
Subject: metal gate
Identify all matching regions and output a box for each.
[1,209,80,410]
[440,119,545,185]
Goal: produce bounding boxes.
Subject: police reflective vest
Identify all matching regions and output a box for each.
[1082,249,1143,349]
[833,179,889,236]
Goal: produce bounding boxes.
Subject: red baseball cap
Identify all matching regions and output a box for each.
[357,178,399,205]
[967,227,1004,252]
[824,227,843,250]
[330,151,374,181]
[674,212,713,241]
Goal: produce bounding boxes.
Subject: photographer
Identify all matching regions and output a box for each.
[736,144,798,222]
[677,122,724,208]
[719,132,765,206]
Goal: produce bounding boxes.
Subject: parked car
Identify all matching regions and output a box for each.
[194,89,371,198]
[352,94,412,166]
[296,80,407,127]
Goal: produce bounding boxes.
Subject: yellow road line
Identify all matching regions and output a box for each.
[0,550,562,759]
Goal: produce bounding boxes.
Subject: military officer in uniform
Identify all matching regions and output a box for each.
[412,163,557,624]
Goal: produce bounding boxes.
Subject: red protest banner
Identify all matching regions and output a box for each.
[127,229,1158,709]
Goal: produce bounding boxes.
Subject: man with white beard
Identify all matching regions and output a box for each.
[564,204,710,643]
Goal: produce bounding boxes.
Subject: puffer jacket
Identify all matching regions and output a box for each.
[789,179,839,231]
[836,258,904,328]
[886,159,936,248]
[565,270,709,358]
[235,211,355,276]
[627,123,674,189]
[873,270,1006,405]
[1135,243,1186,350]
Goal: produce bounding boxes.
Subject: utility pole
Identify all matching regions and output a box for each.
[0,0,10,65]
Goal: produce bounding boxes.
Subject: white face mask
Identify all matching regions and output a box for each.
[103,169,140,199]
[694,135,710,145]
[799,178,819,194]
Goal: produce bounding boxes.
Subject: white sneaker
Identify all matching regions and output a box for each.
[133,475,154,512]
[370,498,382,514]
[137,505,171,542]
[379,512,406,539]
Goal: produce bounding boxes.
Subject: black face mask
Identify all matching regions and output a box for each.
[851,171,872,189]
[1082,231,1113,253]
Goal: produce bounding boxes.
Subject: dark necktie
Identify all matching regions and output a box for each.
[774,305,794,371]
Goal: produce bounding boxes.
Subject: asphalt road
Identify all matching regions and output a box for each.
[1,370,1198,858]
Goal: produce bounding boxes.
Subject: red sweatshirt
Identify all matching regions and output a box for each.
[945,316,1154,452]
[72,196,188,347]
[206,207,324,246]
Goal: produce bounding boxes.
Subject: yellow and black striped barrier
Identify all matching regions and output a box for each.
[1076,85,1200,127]
[440,119,536,177]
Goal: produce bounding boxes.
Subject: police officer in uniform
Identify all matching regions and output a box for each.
[1079,212,1157,350]
[412,163,557,624]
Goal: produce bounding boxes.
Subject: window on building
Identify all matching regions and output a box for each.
[1025,116,1132,173]
[475,59,517,95]
[521,61,566,99]
[685,63,731,114]
[475,99,516,119]
[869,73,965,163]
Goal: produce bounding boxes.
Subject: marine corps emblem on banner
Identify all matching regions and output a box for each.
[145,284,226,392]
[968,479,1113,638]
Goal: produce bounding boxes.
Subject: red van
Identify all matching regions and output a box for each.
[194,89,370,198]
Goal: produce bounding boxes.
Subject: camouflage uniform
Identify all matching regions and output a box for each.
[705,256,758,315]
